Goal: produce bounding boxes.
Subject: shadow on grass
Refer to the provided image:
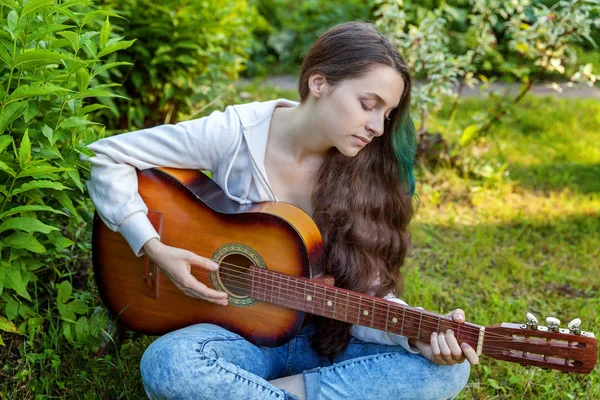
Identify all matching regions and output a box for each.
[507,162,600,194]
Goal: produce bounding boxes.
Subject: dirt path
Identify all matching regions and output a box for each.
[238,75,600,99]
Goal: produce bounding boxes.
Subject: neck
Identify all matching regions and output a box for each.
[269,103,331,165]
[249,267,483,350]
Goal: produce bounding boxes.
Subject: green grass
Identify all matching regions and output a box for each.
[2,86,599,398]
[409,95,600,398]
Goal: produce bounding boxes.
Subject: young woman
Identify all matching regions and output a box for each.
[85,21,478,400]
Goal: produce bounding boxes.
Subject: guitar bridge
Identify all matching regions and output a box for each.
[142,210,163,299]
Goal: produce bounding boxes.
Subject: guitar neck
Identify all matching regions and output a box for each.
[249,267,483,350]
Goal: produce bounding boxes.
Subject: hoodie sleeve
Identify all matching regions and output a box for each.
[350,293,421,354]
[81,106,240,257]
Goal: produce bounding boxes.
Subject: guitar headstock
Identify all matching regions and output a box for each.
[484,314,598,374]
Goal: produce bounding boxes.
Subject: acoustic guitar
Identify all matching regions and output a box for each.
[92,167,598,374]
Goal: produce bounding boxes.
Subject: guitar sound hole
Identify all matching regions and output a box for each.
[219,253,253,297]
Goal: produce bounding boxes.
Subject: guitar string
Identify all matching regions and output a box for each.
[193,261,551,343]
[215,263,583,346]
[210,261,542,342]
[183,263,565,344]
[183,269,585,359]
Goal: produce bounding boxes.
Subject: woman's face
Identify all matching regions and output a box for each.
[312,64,405,157]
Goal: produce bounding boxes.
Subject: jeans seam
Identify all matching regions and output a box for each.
[197,337,245,353]
[211,357,285,399]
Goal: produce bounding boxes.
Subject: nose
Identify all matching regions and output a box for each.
[365,114,385,137]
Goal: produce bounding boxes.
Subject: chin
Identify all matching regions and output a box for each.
[335,145,361,158]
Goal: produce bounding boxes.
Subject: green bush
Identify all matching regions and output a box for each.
[0,0,132,357]
[247,0,372,76]
[95,0,267,130]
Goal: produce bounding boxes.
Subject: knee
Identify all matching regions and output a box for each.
[439,361,471,399]
[140,333,218,399]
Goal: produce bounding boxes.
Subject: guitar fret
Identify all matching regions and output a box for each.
[312,284,316,314]
[437,315,441,334]
[321,286,326,316]
[333,289,338,320]
[385,303,390,333]
[357,296,362,325]
[400,307,405,336]
[278,274,282,306]
[344,293,349,323]
[370,300,375,328]
[417,312,423,341]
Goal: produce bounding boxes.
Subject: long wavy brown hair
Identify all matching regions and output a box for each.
[298,21,418,359]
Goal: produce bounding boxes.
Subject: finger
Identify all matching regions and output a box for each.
[437,332,455,365]
[184,277,228,302]
[430,332,446,365]
[460,342,479,365]
[446,330,465,362]
[451,309,465,323]
[188,252,220,271]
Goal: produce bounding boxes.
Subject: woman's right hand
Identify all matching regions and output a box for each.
[142,238,228,306]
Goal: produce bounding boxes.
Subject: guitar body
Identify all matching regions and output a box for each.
[93,167,324,347]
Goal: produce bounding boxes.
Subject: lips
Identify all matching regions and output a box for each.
[353,135,370,145]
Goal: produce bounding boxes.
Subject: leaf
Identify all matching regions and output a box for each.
[42,124,53,144]
[47,231,74,250]
[4,264,31,301]
[0,160,16,177]
[6,82,69,103]
[68,88,129,101]
[70,300,87,315]
[75,316,89,342]
[75,67,90,91]
[5,297,18,320]
[62,321,74,341]
[22,0,53,18]
[54,191,78,217]
[100,17,110,49]
[0,43,11,67]
[459,124,480,146]
[0,135,12,153]
[58,116,100,129]
[0,101,28,134]
[66,168,84,192]
[14,49,86,70]
[23,100,38,123]
[1,232,46,253]
[57,30,79,53]
[0,316,19,333]
[27,24,72,45]
[57,281,71,305]
[11,180,68,196]
[97,39,136,58]
[0,0,17,10]
[0,217,59,235]
[91,61,132,79]
[7,11,18,34]
[78,104,110,115]
[17,165,73,179]
[0,205,66,219]
[18,128,31,169]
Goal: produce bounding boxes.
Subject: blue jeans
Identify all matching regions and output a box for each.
[140,323,470,400]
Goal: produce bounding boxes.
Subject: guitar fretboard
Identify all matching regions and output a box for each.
[249,267,481,348]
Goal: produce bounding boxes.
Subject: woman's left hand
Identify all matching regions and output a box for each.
[409,309,479,366]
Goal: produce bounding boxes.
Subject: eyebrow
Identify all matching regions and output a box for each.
[364,92,398,109]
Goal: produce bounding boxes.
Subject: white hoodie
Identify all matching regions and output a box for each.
[82,98,419,354]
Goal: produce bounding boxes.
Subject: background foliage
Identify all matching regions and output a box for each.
[95,0,266,130]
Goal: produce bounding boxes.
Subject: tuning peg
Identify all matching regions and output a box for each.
[526,312,538,329]
[546,316,560,332]
[568,318,581,335]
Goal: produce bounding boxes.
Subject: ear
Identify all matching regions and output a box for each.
[308,72,328,99]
